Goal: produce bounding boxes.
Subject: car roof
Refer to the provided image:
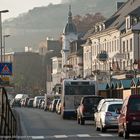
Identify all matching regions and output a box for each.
[105,101,123,105]
[82,95,103,98]
[100,98,122,103]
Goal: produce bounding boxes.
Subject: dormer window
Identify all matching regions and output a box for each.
[99,24,102,31]
[95,26,98,32]
[126,16,131,30]
[132,16,138,25]
[102,24,105,30]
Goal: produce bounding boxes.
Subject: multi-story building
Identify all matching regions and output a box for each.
[83,0,140,82]
[51,56,62,94]
[5,51,42,95]
[38,37,61,93]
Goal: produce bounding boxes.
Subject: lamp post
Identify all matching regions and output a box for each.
[3,34,10,62]
[133,59,138,78]
[109,67,113,98]
[0,10,9,63]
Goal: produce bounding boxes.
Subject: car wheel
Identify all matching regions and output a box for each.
[123,129,129,139]
[62,112,67,119]
[77,115,80,124]
[118,131,123,137]
[100,121,106,132]
[80,117,85,125]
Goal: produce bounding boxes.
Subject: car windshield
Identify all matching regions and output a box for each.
[129,98,140,112]
[84,97,102,106]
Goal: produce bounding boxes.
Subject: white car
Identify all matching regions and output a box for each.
[94,99,123,132]
[33,96,44,108]
[96,98,123,112]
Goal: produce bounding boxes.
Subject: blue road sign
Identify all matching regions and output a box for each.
[0,63,12,75]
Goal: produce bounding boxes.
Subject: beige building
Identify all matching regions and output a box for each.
[51,56,62,93]
[83,0,140,82]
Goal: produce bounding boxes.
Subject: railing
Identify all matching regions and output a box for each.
[0,87,17,139]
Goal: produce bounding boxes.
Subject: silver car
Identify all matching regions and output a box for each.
[95,101,122,132]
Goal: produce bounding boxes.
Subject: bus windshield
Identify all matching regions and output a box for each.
[65,85,95,95]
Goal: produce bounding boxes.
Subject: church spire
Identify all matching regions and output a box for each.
[68,5,72,23]
[63,5,77,35]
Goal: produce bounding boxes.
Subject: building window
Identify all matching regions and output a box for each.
[127,40,129,52]
[130,38,133,51]
[123,41,125,52]
[117,39,119,51]
[115,40,117,51]
[126,17,131,29]
[123,61,126,70]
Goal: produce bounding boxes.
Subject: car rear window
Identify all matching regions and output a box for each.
[129,98,140,112]
[108,104,122,112]
[83,97,103,106]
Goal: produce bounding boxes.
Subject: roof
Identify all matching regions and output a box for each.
[132,22,140,31]
[120,79,132,89]
[131,77,140,86]
[63,6,77,35]
[85,0,140,38]
[128,6,140,16]
[109,0,140,29]
[98,83,109,91]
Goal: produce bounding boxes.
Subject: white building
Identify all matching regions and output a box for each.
[83,0,140,81]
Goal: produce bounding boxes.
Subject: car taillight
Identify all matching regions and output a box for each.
[106,112,112,116]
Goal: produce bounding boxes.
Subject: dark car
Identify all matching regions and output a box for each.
[77,95,104,125]
[10,99,21,107]
[118,94,140,139]
[27,98,34,108]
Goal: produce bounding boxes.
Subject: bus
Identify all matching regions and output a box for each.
[61,79,97,119]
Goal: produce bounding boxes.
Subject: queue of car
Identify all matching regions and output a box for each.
[11,93,140,139]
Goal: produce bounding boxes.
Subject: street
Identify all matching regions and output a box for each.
[15,107,140,140]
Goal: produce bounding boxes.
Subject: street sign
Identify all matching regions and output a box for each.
[0,63,12,75]
[1,76,9,82]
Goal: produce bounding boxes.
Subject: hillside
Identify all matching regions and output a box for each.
[3,0,127,52]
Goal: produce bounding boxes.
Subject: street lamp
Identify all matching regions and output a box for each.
[109,67,113,98]
[0,10,9,63]
[3,34,10,62]
[133,59,138,78]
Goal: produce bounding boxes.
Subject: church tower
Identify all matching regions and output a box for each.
[61,6,78,78]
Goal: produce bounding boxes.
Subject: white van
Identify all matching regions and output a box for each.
[33,96,44,108]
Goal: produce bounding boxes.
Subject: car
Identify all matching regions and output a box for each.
[56,99,61,114]
[40,99,45,109]
[118,94,140,139]
[33,96,44,108]
[94,98,123,123]
[37,99,44,108]
[77,95,104,125]
[10,98,21,107]
[27,98,34,107]
[49,99,59,112]
[96,98,123,113]
[95,100,123,132]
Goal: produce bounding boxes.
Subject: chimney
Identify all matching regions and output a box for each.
[116,2,125,10]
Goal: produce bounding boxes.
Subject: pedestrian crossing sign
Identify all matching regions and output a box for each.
[0,63,12,75]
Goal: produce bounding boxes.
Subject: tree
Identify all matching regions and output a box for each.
[73,12,106,33]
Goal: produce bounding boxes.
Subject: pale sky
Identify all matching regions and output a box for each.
[0,0,61,21]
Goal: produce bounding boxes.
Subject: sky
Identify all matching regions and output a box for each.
[0,0,61,21]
